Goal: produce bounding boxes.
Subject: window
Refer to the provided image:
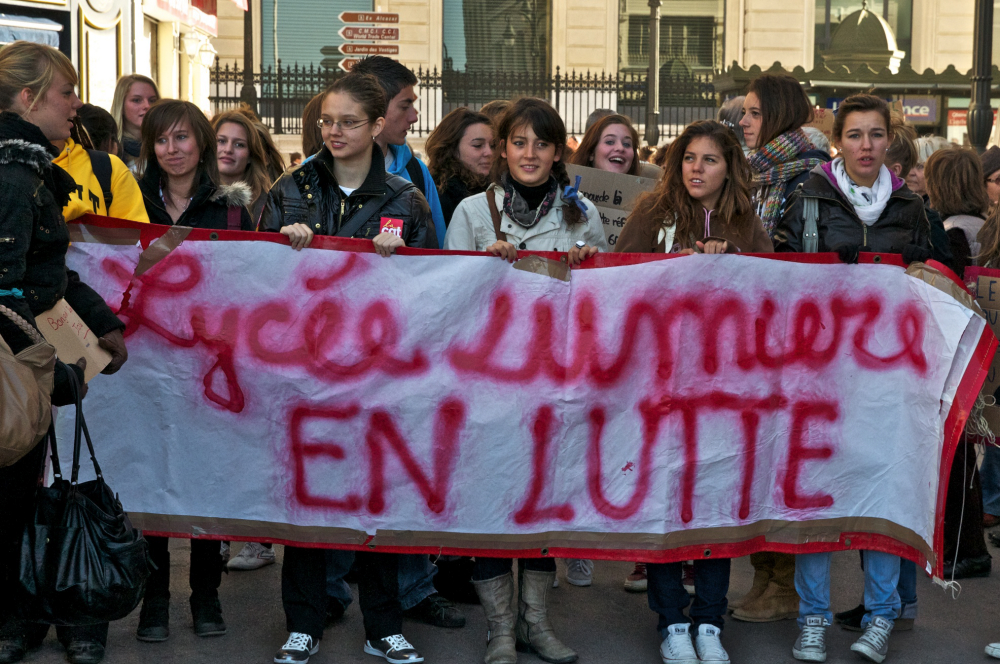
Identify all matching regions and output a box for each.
[618,0,723,73]
[814,0,912,68]
[442,0,550,75]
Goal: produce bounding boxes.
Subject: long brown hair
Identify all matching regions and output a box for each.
[211,110,274,203]
[568,114,640,176]
[140,100,219,194]
[925,148,989,219]
[629,120,754,243]
[425,107,492,193]
[301,92,324,157]
[490,97,581,225]
[746,73,812,148]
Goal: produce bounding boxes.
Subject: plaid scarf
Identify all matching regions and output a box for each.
[748,128,825,236]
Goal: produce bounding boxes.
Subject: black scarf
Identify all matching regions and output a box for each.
[0,111,77,208]
[501,173,558,228]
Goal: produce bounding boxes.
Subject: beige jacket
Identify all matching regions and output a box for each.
[444,185,608,252]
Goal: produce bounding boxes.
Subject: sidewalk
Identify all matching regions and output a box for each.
[24,539,1000,663]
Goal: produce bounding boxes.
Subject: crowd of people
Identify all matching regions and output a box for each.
[1,40,1000,664]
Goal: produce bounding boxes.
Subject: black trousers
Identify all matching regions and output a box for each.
[144,536,224,601]
[282,547,400,643]
[0,440,46,638]
[944,438,989,561]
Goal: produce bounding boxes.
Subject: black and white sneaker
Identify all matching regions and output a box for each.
[274,632,318,664]
[364,634,424,663]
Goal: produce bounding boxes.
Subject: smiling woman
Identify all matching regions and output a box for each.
[425,107,494,226]
[568,114,639,176]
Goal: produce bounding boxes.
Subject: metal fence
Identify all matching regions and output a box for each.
[209,59,718,142]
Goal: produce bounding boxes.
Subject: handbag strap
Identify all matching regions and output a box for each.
[486,186,507,243]
[64,366,103,486]
[0,304,46,345]
[226,205,242,231]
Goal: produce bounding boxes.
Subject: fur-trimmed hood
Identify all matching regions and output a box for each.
[211,181,253,208]
[0,138,56,176]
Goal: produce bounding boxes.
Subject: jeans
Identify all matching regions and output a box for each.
[796,551,899,627]
[982,444,1000,517]
[397,554,438,611]
[647,559,730,635]
[472,557,556,581]
[897,559,917,619]
[325,549,355,610]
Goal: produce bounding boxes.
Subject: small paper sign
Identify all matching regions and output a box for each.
[35,298,112,382]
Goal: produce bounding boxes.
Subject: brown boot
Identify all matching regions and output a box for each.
[729,552,773,611]
[515,570,578,664]
[731,553,799,622]
[472,573,517,664]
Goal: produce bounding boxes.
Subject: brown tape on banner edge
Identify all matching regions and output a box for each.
[68,223,142,246]
[128,513,933,563]
[906,262,984,316]
[134,226,193,276]
[512,255,571,282]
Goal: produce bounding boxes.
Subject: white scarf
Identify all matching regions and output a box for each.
[830,157,893,226]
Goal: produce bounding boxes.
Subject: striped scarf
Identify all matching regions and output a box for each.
[748,128,825,236]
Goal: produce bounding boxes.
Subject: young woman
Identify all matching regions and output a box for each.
[615,119,770,664]
[425,107,494,226]
[0,41,127,664]
[774,94,930,664]
[110,74,159,169]
[212,110,275,224]
[444,97,605,664]
[739,73,830,242]
[568,113,639,175]
[260,72,434,664]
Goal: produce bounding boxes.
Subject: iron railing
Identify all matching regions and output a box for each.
[210,59,718,142]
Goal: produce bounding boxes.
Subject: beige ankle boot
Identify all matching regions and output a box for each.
[731,552,799,622]
[729,552,774,611]
[472,573,517,664]
[515,570,578,664]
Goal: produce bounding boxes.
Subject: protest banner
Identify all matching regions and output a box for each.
[805,107,836,142]
[61,217,994,577]
[964,266,1000,422]
[565,165,656,249]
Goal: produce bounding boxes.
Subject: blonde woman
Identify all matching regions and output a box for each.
[109,74,159,169]
[212,110,276,225]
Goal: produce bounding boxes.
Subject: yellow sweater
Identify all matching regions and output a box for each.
[53,138,150,223]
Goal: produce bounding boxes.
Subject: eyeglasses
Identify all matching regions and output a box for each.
[316,118,370,131]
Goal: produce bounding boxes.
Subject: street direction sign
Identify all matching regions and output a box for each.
[338,26,399,41]
[338,58,361,72]
[338,11,399,23]
[338,43,399,55]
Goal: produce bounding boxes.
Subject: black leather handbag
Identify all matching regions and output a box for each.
[17,370,150,625]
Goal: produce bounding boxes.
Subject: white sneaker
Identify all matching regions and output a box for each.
[228,542,276,571]
[660,623,699,664]
[274,632,318,664]
[695,624,730,664]
[793,615,828,662]
[986,642,1000,659]
[565,558,594,587]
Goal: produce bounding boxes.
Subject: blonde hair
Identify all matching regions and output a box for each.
[915,135,953,165]
[110,74,159,143]
[0,41,78,115]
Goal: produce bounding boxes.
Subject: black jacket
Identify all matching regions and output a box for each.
[138,164,254,230]
[0,113,124,401]
[439,175,486,228]
[774,165,931,254]
[259,145,436,248]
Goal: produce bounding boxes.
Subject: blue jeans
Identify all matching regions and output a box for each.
[796,551,899,627]
[647,559,730,635]
[325,549,355,610]
[982,444,1000,517]
[897,559,917,619]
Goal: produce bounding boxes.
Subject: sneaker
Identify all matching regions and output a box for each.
[624,562,648,592]
[274,632,318,664]
[228,542,276,571]
[837,603,915,632]
[682,561,695,595]
[565,559,594,587]
[850,615,892,663]
[659,623,698,664]
[694,624,730,664]
[403,594,465,628]
[364,634,424,663]
[986,642,1000,659]
[792,615,828,662]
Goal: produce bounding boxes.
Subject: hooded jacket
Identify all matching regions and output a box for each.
[386,142,446,248]
[0,112,124,358]
[773,162,931,254]
[53,137,149,223]
[259,144,435,249]
[138,162,254,230]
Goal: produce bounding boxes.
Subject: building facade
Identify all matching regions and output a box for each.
[1,0,227,111]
